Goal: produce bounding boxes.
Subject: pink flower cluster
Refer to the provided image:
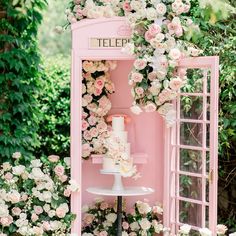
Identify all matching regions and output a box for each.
[82,60,116,159]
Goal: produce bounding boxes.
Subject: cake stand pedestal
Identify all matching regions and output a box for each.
[87,171,154,236]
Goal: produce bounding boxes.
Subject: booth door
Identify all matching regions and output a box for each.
[164,56,219,235]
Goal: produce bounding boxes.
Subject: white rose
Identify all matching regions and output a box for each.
[43,204,51,213]
[12,165,25,175]
[130,222,140,231]
[30,167,45,180]
[169,48,181,60]
[12,152,21,159]
[146,8,157,21]
[152,220,163,233]
[0,204,9,217]
[48,210,56,218]
[106,213,117,223]
[130,105,143,115]
[8,190,21,204]
[156,3,167,15]
[130,0,145,11]
[64,157,71,166]
[136,201,151,214]
[17,226,29,235]
[179,224,191,234]
[31,159,42,168]
[199,228,212,236]
[139,218,151,230]
[42,191,52,203]
[68,179,80,192]
[122,43,135,56]
[50,220,62,231]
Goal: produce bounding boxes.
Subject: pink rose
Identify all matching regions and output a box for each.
[34,206,43,215]
[82,61,94,72]
[148,72,157,81]
[64,188,72,197]
[59,174,68,183]
[123,2,131,12]
[90,127,99,137]
[178,68,187,78]
[12,207,21,216]
[48,155,59,163]
[83,94,93,103]
[156,3,167,15]
[88,115,97,126]
[134,59,147,70]
[148,24,161,36]
[83,213,95,225]
[94,88,102,96]
[169,48,181,60]
[122,221,129,230]
[131,72,143,83]
[135,87,144,96]
[0,216,13,226]
[56,203,69,218]
[21,194,28,201]
[100,201,109,210]
[99,231,108,236]
[97,121,107,132]
[144,102,156,112]
[42,221,51,231]
[169,77,183,91]
[82,120,89,131]
[31,213,39,222]
[54,165,65,177]
[83,130,92,141]
[95,78,105,89]
[145,30,154,42]
[82,111,88,119]
[4,172,13,180]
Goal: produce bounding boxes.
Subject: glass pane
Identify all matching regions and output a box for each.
[180,123,203,147]
[180,96,203,120]
[180,149,202,174]
[179,175,202,200]
[206,152,210,174]
[179,201,202,227]
[207,70,211,93]
[206,124,210,148]
[190,229,201,236]
[206,206,209,228]
[181,69,204,93]
[207,96,210,120]
[206,179,209,203]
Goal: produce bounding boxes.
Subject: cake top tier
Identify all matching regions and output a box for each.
[112,116,125,132]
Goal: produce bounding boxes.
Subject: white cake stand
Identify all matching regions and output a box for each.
[87,170,154,236]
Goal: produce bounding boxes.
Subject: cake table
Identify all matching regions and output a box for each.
[87,178,154,236]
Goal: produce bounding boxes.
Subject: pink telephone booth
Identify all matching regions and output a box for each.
[70,17,219,235]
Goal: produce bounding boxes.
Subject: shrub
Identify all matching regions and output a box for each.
[0,152,78,235]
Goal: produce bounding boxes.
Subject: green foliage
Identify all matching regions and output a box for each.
[189,0,236,231]
[35,56,70,158]
[0,0,47,161]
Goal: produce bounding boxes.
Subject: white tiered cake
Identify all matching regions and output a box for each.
[103,116,131,173]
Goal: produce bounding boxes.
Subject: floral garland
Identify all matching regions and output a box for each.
[82,60,117,159]
[67,0,202,125]
[0,152,79,236]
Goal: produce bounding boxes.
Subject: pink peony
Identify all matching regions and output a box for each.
[145,30,154,42]
[54,165,65,177]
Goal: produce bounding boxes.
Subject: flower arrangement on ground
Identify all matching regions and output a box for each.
[82,199,165,236]
[0,152,79,236]
[82,60,117,159]
[67,0,202,125]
